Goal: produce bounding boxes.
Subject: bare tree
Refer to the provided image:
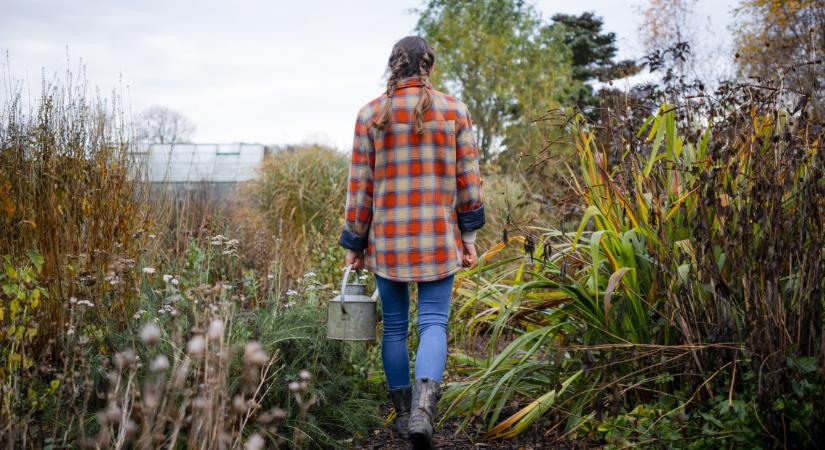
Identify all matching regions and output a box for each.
[637,0,734,85]
[136,106,196,144]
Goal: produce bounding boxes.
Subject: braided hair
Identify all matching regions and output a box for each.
[373,36,435,134]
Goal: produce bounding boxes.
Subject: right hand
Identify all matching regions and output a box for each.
[345,249,365,270]
[461,242,477,267]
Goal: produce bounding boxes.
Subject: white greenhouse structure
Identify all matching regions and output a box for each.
[130,143,268,199]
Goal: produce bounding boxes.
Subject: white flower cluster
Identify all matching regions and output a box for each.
[69,297,95,308]
[157,304,178,316]
[210,234,240,256]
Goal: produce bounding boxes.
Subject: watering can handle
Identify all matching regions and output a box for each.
[340,264,358,314]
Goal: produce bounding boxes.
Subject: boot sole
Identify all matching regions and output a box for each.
[409,430,433,450]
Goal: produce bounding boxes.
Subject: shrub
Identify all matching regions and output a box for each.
[0,78,155,332]
[475,172,542,251]
[250,145,348,285]
[443,81,825,446]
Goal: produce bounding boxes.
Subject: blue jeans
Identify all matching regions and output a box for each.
[375,274,454,389]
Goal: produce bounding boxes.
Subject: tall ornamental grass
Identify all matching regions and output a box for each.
[0,76,155,331]
[249,145,348,284]
[443,78,824,447]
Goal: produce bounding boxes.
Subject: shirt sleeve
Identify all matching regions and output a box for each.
[455,103,485,232]
[339,108,374,252]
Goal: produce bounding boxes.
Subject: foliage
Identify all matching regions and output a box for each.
[415,0,575,163]
[0,77,156,333]
[638,0,699,55]
[549,12,640,118]
[444,69,825,446]
[734,0,825,118]
[0,251,53,429]
[245,299,385,446]
[250,145,348,285]
[473,172,542,251]
[0,74,385,447]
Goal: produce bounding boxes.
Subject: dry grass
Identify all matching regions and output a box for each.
[0,75,157,333]
[248,145,348,283]
[0,74,384,449]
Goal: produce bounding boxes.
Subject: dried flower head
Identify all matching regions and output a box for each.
[139,322,161,345]
[244,433,265,450]
[232,395,248,414]
[150,355,169,372]
[114,350,136,370]
[207,319,225,341]
[187,335,206,355]
[243,342,269,367]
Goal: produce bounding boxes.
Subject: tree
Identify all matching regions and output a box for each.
[637,0,734,86]
[136,106,196,144]
[734,0,825,117]
[415,0,575,163]
[549,12,640,118]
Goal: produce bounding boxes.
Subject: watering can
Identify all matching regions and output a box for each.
[327,264,378,341]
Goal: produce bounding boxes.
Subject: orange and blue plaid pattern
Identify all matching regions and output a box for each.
[339,77,485,282]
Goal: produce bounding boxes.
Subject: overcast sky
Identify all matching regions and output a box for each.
[1,0,737,149]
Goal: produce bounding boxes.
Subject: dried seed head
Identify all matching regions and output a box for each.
[187,335,206,355]
[272,408,287,421]
[243,342,268,367]
[150,355,169,372]
[139,322,161,345]
[143,392,159,410]
[232,395,248,414]
[208,319,225,341]
[256,407,288,424]
[244,433,265,450]
[192,396,207,410]
[104,401,122,423]
[114,350,137,370]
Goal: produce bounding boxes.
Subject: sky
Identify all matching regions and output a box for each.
[1,0,737,150]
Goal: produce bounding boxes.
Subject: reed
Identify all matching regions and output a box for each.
[444,65,824,447]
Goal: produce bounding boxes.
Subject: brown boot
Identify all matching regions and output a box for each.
[408,378,441,449]
[388,385,412,439]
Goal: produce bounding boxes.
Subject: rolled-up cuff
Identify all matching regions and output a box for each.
[457,204,485,232]
[339,228,368,252]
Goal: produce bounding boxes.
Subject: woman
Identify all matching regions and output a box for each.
[338,36,484,448]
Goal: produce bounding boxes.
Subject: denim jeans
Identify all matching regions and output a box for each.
[375,274,454,389]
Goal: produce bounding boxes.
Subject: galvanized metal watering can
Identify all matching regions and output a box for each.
[327,265,378,341]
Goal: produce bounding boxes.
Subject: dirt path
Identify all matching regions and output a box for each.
[355,405,582,450]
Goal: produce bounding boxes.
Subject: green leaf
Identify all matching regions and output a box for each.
[27,250,44,273]
[644,116,666,177]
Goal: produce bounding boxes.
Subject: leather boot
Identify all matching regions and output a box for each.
[388,384,412,439]
[408,378,441,449]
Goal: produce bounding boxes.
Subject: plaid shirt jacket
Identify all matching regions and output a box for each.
[339,78,485,282]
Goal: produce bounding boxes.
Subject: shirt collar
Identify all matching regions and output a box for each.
[395,77,426,90]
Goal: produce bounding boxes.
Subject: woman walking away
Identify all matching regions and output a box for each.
[338,36,485,449]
